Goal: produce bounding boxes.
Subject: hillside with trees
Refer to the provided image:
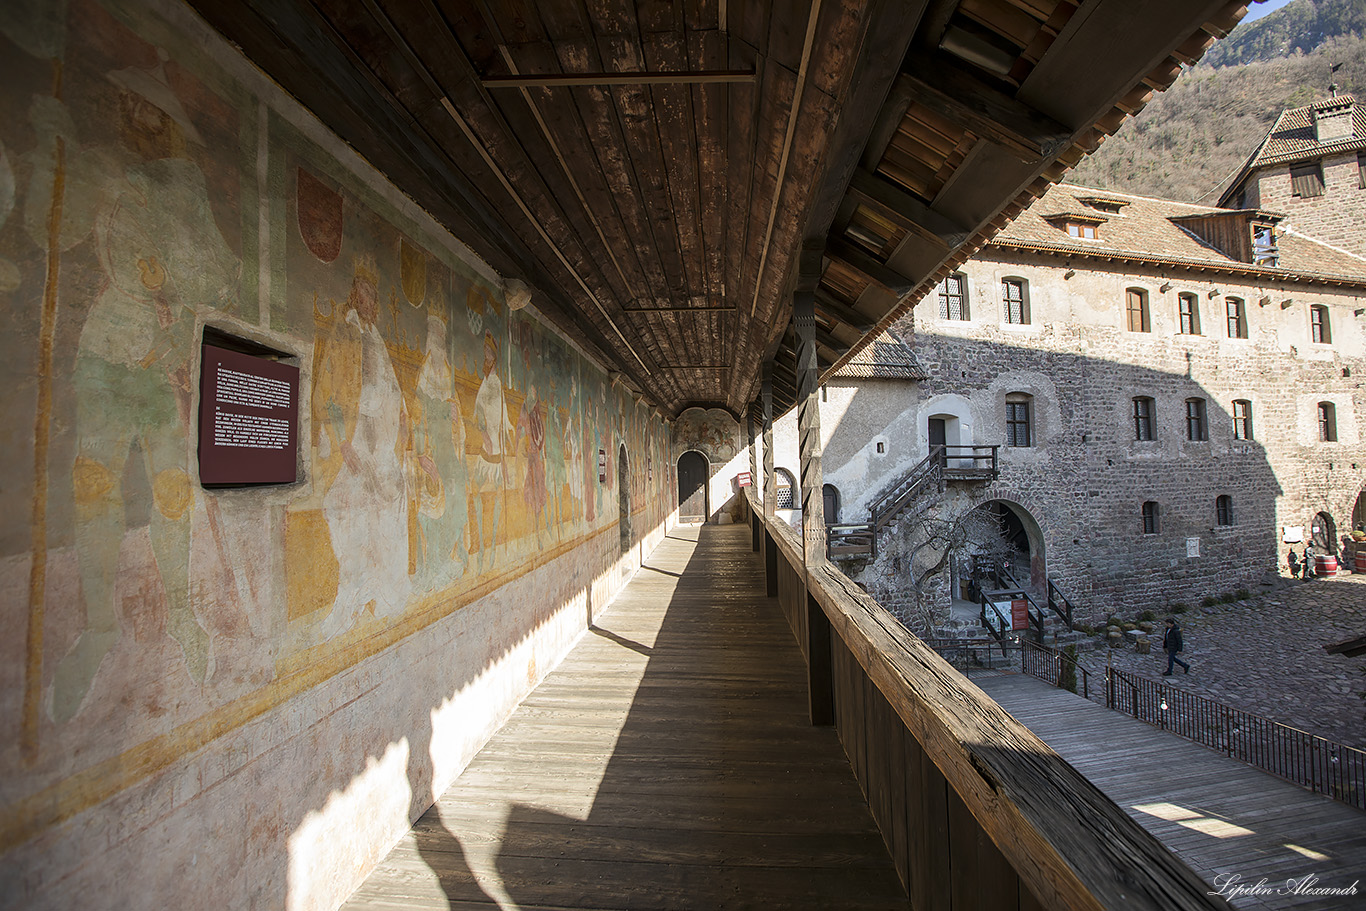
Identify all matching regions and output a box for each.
[1065,0,1365,203]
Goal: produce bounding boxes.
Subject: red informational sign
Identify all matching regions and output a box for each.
[737,471,752,487]
[198,344,299,485]
[1011,599,1029,632]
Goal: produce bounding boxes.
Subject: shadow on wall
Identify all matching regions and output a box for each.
[802,333,1328,615]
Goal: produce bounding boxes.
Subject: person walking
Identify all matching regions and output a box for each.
[1303,543,1315,580]
[1287,547,1300,579]
[1162,617,1190,676]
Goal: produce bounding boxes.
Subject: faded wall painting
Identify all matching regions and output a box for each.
[0,0,673,876]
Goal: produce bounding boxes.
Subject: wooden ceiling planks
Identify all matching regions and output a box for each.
[188,0,1250,420]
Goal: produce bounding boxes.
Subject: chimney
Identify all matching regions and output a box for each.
[1313,96,1355,143]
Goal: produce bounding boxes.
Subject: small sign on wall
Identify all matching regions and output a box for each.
[1282,525,1304,543]
[1186,536,1200,558]
[198,344,299,485]
[1011,599,1029,632]
[736,471,752,487]
[598,449,606,483]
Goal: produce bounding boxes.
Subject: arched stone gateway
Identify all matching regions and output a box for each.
[677,450,709,523]
[954,499,1047,604]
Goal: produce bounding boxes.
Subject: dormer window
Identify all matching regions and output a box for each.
[1076,196,1130,215]
[1045,212,1105,240]
[1251,223,1278,267]
[1067,222,1097,239]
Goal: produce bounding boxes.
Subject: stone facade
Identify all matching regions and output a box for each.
[768,185,1366,629]
[1241,150,1366,259]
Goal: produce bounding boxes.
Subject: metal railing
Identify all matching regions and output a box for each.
[922,638,1021,679]
[1105,666,1366,810]
[1022,639,1090,699]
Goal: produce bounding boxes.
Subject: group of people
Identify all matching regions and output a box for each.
[1286,544,1322,579]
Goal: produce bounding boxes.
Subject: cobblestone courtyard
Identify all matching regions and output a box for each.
[1074,574,1366,750]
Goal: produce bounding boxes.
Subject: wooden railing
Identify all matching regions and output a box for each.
[940,444,1000,479]
[744,490,1222,911]
[1047,579,1077,630]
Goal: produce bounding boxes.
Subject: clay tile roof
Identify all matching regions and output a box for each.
[831,330,927,380]
[989,183,1366,286]
[1248,94,1366,169]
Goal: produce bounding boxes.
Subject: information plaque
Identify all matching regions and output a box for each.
[198,344,299,485]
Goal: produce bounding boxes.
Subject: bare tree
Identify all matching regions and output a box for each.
[893,503,1015,634]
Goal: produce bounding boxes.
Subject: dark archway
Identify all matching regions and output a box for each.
[1312,511,1336,556]
[618,444,630,552]
[958,500,1046,598]
[823,484,840,524]
[677,451,709,523]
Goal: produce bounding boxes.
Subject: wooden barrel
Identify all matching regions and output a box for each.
[1355,549,1366,574]
[1315,554,1338,576]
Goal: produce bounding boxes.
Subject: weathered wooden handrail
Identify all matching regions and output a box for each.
[1047,578,1077,630]
[868,446,945,535]
[747,489,1221,910]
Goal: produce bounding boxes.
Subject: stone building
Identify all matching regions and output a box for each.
[1221,93,1366,259]
[772,182,1366,627]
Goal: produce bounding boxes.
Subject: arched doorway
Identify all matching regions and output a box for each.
[1312,511,1336,556]
[954,500,1046,603]
[823,484,840,523]
[618,444,630,551]
[1353,489,1366,534]
[677,451,709,523]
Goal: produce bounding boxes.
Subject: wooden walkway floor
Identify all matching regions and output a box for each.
[343,524,908,911]
[975,674,1366,911]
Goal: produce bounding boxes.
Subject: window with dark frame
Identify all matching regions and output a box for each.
[1318,402,1337,442]
[1142,501,1159,535]
[1185,397,1208,441]
[1232,399,1253,440]
[1178,293,1200,335]
[1290,162,1324,198]
[1310,305,1331,344]
[1126,288,1150,333]
[1002,278,1028,325]
[1226,297,1247,338]
[1251,223,1278,267]
[938,273,969,321]
[1216,495,1233,527]
[1132,396,1155,441]
[1005,394,1032,447]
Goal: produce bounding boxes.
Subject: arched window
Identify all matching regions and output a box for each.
[774,468,797,509]
[1005,393,1032,447]
[1185,397,1208,441]
[1310,305,1331,344]
[1178,292,1200,335]
[938,273,969,321]
[1318,402,1338,442]
[1216,495,1234,527]
[1232,400,1253,440]
[1132,396,1155,441]
[1002,278,1029,325]
[1125,288,1150,332]
[1142,501,1159,535]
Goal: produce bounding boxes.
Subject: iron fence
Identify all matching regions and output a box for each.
[1021,639,1090,698]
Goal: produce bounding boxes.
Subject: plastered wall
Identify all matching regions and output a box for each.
[0,2,674,908]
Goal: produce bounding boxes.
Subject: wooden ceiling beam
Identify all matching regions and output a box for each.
[826,237,915,296]
[482,70,756,88]
[898,55,1072,163]
[846,167,971,249]
[813,289,874,332]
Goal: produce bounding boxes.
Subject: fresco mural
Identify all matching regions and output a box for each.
[0,0,673,888]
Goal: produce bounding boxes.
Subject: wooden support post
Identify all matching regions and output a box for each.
[807,592,834,725]
[762,368,777,597]
[795,291,826,566]
[748,412,760,552]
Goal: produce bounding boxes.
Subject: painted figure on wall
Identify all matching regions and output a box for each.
[52,51,241,721]
[413,311,468,588]
[309,258,410,635]
[516,383,548,545]
[472,330,511,571]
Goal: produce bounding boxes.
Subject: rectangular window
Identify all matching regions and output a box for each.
[1067,223,1097,239]
[1142,501,1159,535]
[1232,400,1253,440]
[1006,401,1031,447]
[1133,397,1154,441]
[1002,279,1028,325]
[1359,152,1366,189]
[1178,293,1200,335]
[1318,402,1337,442]
[1290,162,1324,198]
[1226,298,1247,339]
[1126,288,1150,333]
[1186,398,1208,442]
[1216,495,1233,527]
[1311,305,1331,344]
[938,274,969,321]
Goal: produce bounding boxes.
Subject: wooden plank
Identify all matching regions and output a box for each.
[827,237,915,295]
[847,167,971,248]
[481,69,756,87]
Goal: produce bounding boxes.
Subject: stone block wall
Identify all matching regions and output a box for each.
[1248,151,1366,258]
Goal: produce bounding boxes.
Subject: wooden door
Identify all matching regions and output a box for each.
[928,418,946,448]
[678,452,708,522]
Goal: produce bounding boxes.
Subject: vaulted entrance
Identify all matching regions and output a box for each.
[677,451,709,524]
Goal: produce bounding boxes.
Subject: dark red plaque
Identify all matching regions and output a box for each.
[198,344,299,485]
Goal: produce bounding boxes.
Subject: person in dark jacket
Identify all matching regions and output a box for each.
[1162,617,1190,676]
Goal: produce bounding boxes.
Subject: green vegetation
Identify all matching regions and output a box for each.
[1169,602,1189,614]
[1067,0,1366,204]
[1059,644,1079,695]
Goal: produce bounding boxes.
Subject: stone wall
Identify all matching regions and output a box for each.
[1246,151,1366,259]
[771,247,1366,625]
[0,3,675,909]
